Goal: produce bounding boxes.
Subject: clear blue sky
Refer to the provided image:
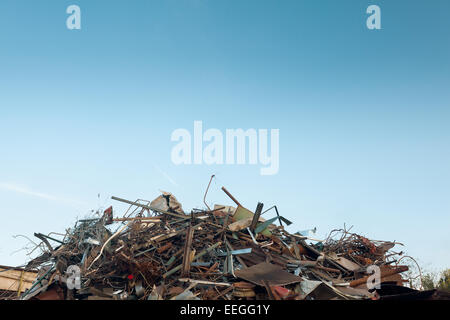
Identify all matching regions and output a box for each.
[0,1,449,272]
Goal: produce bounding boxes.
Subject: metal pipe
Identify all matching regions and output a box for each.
[221,187,242,207]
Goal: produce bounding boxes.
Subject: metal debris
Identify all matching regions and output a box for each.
[2,184,445,301]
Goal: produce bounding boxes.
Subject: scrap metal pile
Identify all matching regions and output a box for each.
[18,186,420,300]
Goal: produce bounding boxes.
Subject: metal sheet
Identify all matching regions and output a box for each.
[235,262,302,286]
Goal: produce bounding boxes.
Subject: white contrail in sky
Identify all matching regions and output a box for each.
[0,182,87,206]
[153,165,179,187]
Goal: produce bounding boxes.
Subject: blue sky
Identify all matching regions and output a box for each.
[0,0,449,272]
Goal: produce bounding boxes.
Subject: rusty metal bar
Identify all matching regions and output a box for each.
[221,187,242,207]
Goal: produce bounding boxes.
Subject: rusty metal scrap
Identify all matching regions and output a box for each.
[5,185,439,301]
